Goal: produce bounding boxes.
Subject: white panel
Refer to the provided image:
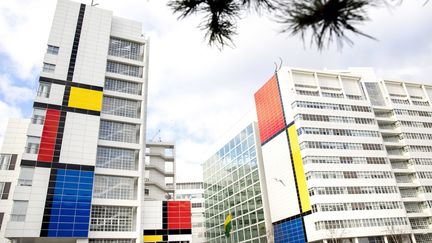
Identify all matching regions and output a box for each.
[406,84,424,97]
[277,69,295,123]
[292,71,316,86]
[142,201,163,229]
[168,234,193,241]
[111,16,144,41]
[261,133,300,222]
[317,74,340,89]
[426,87,432,101]
[34,83,65,106]
[385,82,406,95]
[342,77,362,95]
[72,5,112,87]
[60,112,100,166]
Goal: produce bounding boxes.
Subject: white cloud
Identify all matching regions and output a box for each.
[0,74,35,104]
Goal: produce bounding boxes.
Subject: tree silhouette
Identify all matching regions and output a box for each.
[167,0,426,50]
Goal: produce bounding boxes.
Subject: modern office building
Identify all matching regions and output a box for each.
[145,142,176,201]
[254,67,432,243]
[0,119,30,243]
[176,182,206,242]
[203,123,272,243]
[2,0,150,242]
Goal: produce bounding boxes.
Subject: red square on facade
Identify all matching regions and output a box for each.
[167,201,191,230]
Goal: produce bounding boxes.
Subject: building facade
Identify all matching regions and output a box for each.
[145,142,176,201]
[176,182,206,242]
[203,123,272,243]
[0,119,30,243]
[254,67,432,243]
[3,0,149,242]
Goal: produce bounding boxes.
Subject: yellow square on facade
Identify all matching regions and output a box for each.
[68,87,103,111]
[143,235,163,242]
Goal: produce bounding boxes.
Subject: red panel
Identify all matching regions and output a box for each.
[167,201,191,230]
[37,109,61,162]
[254,75,285,144]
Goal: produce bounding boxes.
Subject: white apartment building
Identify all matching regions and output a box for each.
[254,67,432,243]
[176,182,206,242]
[145,142,176,201]
[2,0,149,242]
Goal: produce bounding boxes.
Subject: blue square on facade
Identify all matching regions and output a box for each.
[45,168,94,238]
[274,217,306,243]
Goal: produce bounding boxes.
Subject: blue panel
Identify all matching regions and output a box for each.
[273,217,306,243]
[44,168,94,238]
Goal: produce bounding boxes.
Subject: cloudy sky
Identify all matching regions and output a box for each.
[0,0,431,181]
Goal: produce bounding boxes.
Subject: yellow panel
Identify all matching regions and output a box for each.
[288,125,311,213]
[143,235,163,242]
[68,87,103,111]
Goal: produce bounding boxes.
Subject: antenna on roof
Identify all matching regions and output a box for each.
[274,57,283,73]
[91,0,99,7]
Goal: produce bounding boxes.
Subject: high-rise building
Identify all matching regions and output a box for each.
[145,142,176,201]
[0,119,30,243]
[203,123,272,243]
[176,182,206,242]
[254,67,432,243]
[2,0,149,242]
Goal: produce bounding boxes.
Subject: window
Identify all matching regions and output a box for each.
[47,45,59,55]
[104,78,142,95]
[0,182,11,199]
[192,203,203,208]
[96,146,138,170]
[37,82,51,98]
[42,62,55,73]
[99,120,139,143]
[10,200,28,221]
[144,187,149,196]
[18,167,34,186]
[90,206,134,231]
[165,148,174,157]
[102,96,140,118]
[31,108,46,125]
[25,136,40,154]
[108,37,143,61]
[89,240,135,243]
[0,213,3,230]
[0,154,17,170]
[93,175,136,200]
[106,61,142,78]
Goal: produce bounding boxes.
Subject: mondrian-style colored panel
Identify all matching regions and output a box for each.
[288,124,311,213]
[143,235,163,242]
[167,201,191,230]
[273,217,306,243]
[68,87,103,111]
[38,109,61,162]
[41,168,94,237]
[254,75,285,144]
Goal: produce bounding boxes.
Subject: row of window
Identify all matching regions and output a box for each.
[104,78,142,95]
[412,100,430,106]
[322,92,344,99]
[300,141,384,151]
[394,109,432,117]
[409,145,432,153]
[99,120,140,144]
[102,96,141,118]
[108,37,143,61]
[402,132,432,140]
[296,90,364,100]
[417,172,432,179]
[308,186,398,196]
[303,156,388,165]
[306,171,393,180]
[315,217,408,230]
[391,98,410,105]
[292,101,371,112]
[90,206,134,232]
[96,146,138,171]
[93,175,136,200]
[297,127,379,137]
[106,61,142,78]
[411,158,432,165]
[399,120,432,128]
[312,201,404,212]
[295,113,376,125]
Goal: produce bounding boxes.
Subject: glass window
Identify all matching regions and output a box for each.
[25,136,40,154]
[104,78,142,95]
[31,108,46,125]
[0,154,11,170]
[42,63,55,73]
[37,82,51,98]
[93,175,136,200]
[108,37,143,61]
[18,167,34,186]
[106,61,142,78]
[10,200,28,221]
[102,96,140,118]
[47,45,59,55]
[90,206,134,231]
[96,146,137,170]
[98,120,139,143]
